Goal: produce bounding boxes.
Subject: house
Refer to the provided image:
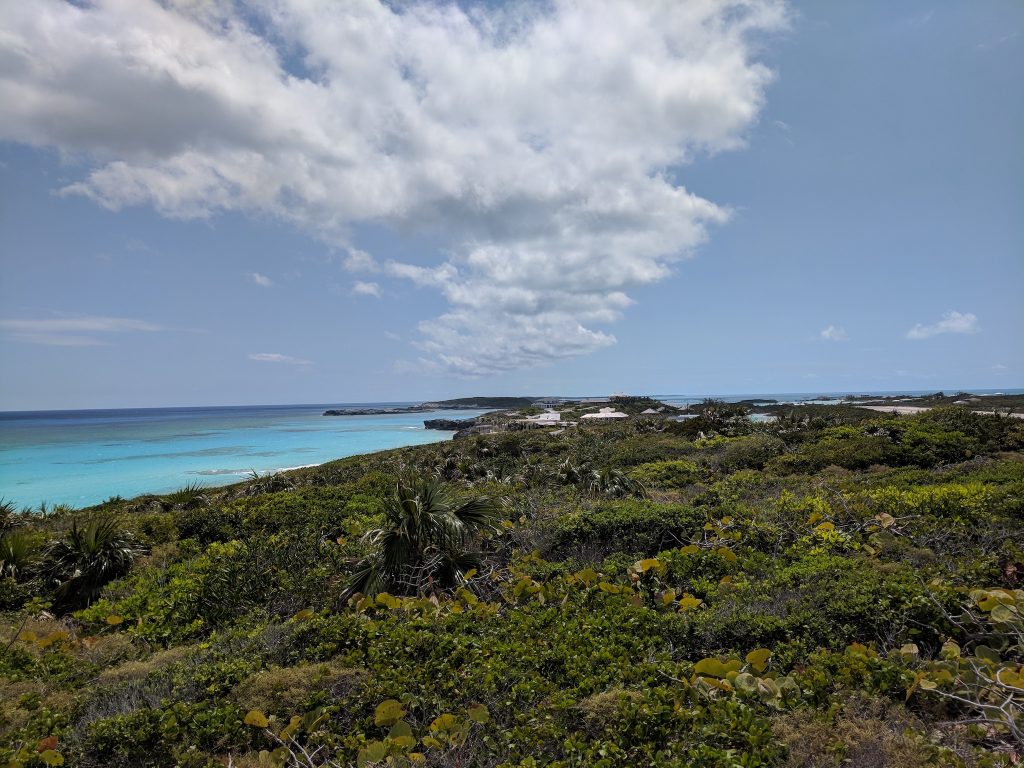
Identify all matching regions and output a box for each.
[581,407,628,420]
[516,410,562,428]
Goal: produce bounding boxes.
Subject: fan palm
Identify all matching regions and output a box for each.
[45,517,146,611]
[586,468,648,499]
[0,530,39,582]
[344,478,502,599]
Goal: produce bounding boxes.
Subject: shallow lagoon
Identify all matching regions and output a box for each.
[0,404,484,509]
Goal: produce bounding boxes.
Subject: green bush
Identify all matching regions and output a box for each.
[629,460,700,489]
[546,500,704,559]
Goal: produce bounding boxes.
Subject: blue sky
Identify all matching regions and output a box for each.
[1,0,1021,410]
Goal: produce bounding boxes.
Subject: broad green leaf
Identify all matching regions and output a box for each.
[430,713,458,732]
[244,710,270,728]
[680,544,700,555]
[291,608,315,622]
[357,740,387,767]
[734,672,757,692]
[374,699,406,727]
[279,715,302,740]
[105,614,124,626]
[39,751,64,767]
[996,668,1024,690]
[975,645,1001,664]
[990,604,1018,624]
[678,594,702,611]
[715,547,737,563]
[745,648,772,672]
[388,720,413,740]
[693,658,729,678]
[466,704,489,723]
[900,643,919,662]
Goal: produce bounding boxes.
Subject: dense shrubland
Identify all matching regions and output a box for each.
[1,405,1022,766]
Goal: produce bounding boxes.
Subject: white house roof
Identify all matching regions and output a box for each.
[581,407,628,419]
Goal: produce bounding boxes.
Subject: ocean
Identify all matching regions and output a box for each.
[0,404,486,509]
[2,389,1019,510]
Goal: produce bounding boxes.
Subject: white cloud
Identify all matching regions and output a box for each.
[247,272,274,287]
[906,311,981,340]
[248,352,312,366]
[818,325,848,342]
[0,315,165,346]
[0,0,788,375]
[343,249,379,273]
[352,281,381,298]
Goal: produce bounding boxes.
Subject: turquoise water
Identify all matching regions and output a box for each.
[0,404,484,509]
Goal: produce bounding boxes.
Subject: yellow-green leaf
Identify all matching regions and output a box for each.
[244,710,270,728]
[693,658,729,678]
[357,740,387,767]
[900,643,919,662]
[678,594,702,611]
[466,704,489,723]
[374,699,406,727]
[39,751,64,767]
[388,720,413,740]
[105,614,124,626]
[745,648,772,672]
[430,713,458,732]
[990,604,1018,624]
[291,608,315,622]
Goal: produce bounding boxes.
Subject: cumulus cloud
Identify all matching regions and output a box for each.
[818,325,848,342]
[0,315,165,346]
[247,272,274,287]
[906,311,981,340]
[248,352,312,366]
[0,0,788,375]
[352,281,382,298]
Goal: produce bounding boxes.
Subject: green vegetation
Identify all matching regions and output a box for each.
[1,404,1023,766]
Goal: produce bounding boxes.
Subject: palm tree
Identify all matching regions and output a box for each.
[0,530,39,582]
[586,468,648,499]
[344,479,502,599]
[45,517,146,611]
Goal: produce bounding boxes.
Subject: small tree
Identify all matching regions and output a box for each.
[344,479,502,599]
[44,517,145,612]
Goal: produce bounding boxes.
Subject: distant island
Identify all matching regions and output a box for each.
[323,396,537,416]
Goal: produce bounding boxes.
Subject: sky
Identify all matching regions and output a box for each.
[0,0,1021,410]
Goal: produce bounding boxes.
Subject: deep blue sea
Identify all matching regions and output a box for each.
[0,404,486,509]
[1,389,1019,510]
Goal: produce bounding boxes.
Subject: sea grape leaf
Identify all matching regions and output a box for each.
[374,699,406,727]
